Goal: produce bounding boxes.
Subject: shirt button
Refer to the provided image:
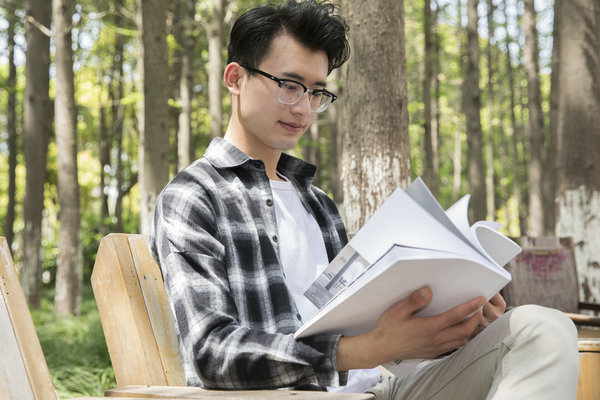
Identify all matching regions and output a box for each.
[266,199,273,207]
[296,313,302,321]
[272,235,278,242]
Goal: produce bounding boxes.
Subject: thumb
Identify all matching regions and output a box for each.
[395,286,433,317]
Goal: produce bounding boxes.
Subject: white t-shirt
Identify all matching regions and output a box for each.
[270,176,381,393]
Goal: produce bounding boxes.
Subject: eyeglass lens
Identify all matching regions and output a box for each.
[278,81,333,112]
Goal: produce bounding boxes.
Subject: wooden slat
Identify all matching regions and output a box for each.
[0,237,56,400]
[92,234,169,386]
[577,352,600,400]
[105,385,374,399]
[0,277,35,399]
[566,313,600,328]
[127,234,186,386]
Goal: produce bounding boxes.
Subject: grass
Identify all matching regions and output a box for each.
[31,285,116,399]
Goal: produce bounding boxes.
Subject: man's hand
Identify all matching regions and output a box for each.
[336,286,485,371]
[470,293,506,338]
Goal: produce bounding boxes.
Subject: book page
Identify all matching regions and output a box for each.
[295,244,510,339]
[303,245,370,309]
[471,223,521,266]
[404,177,478,252]
[303,187,491,308]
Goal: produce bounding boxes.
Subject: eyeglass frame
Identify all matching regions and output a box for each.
[240,64,337,112]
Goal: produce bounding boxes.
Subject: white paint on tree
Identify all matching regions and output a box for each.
[556,186,600,303]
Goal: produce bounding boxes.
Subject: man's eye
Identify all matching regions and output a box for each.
[282,81,300,91]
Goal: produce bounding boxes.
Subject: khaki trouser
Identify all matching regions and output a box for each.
[366,305,579,400]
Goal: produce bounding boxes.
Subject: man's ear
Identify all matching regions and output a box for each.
[224,63,243,96]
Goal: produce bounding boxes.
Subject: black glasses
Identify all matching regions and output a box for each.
[241,64,337,113]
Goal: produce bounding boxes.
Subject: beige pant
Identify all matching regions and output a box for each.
[366,305,580,400]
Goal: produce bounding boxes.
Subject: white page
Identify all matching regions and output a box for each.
[471,223,522,266]
[443,195,505,268]
[404,177,478,252]
[348,189,490,267]
[295,245,510,339]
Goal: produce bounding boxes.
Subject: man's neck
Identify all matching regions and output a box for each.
[223,131,283,181]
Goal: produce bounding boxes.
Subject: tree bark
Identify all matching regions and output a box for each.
[502,0,526,235]
[465,0,486,222]
[485,0,495,220]
[22,0,51,308]
[423,0,439,197]
[5,0,18,249]
[53,0,83,315]
[138,0,170,235]
[555,0,600,303]
[453,0,464,200]
[112,0,125,233]
[545,0,562,235]
[523,0,545,235]
[178,0,197,169]
[327,69,343,204]
[209,0,226,139]
[99,103,110,237]
[340,0,410,236]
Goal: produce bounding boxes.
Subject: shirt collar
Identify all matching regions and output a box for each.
[204,137,317,180]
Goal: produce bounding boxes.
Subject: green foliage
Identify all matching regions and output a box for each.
[31,286,115,399]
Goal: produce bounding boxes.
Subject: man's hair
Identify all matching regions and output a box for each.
[227,0,350,74]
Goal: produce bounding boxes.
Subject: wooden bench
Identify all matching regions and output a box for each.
[0,236,153,400]
[91,233,373,399]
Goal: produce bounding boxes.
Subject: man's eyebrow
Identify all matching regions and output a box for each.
[281,71,327,88]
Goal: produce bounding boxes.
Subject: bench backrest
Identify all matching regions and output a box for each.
[0,237,57,400]
[502,236,579,312]
[91,234,186,387]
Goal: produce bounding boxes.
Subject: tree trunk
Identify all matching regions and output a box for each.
[22,0,51,308]
[555,0,600,303]
[485,0,495,220]
[303,120,321,182]
[4,0,18,249]
[138,0,170,235]
[523,0,545,235]
[99,103,110,237]
[545,0,562,235]
[326,69,343,204]
[423,0,439,196]
[340,0,410,236]
[178,0,197,169]
[503,0,526,235]
[112,0,125,233]
[453,0,464,200]
[53,0,82,315]
[209,0,225,139]
[465,0,486,222]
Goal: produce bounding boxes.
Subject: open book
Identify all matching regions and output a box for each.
[294,178,521,350]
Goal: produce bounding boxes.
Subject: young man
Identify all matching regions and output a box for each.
[150,1,580,398]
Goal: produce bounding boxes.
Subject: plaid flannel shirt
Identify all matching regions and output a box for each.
[150,137,349,390]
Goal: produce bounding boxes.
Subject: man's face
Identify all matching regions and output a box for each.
[236,34,329,155]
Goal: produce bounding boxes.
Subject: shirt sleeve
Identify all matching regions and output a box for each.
[150,180,348,390]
